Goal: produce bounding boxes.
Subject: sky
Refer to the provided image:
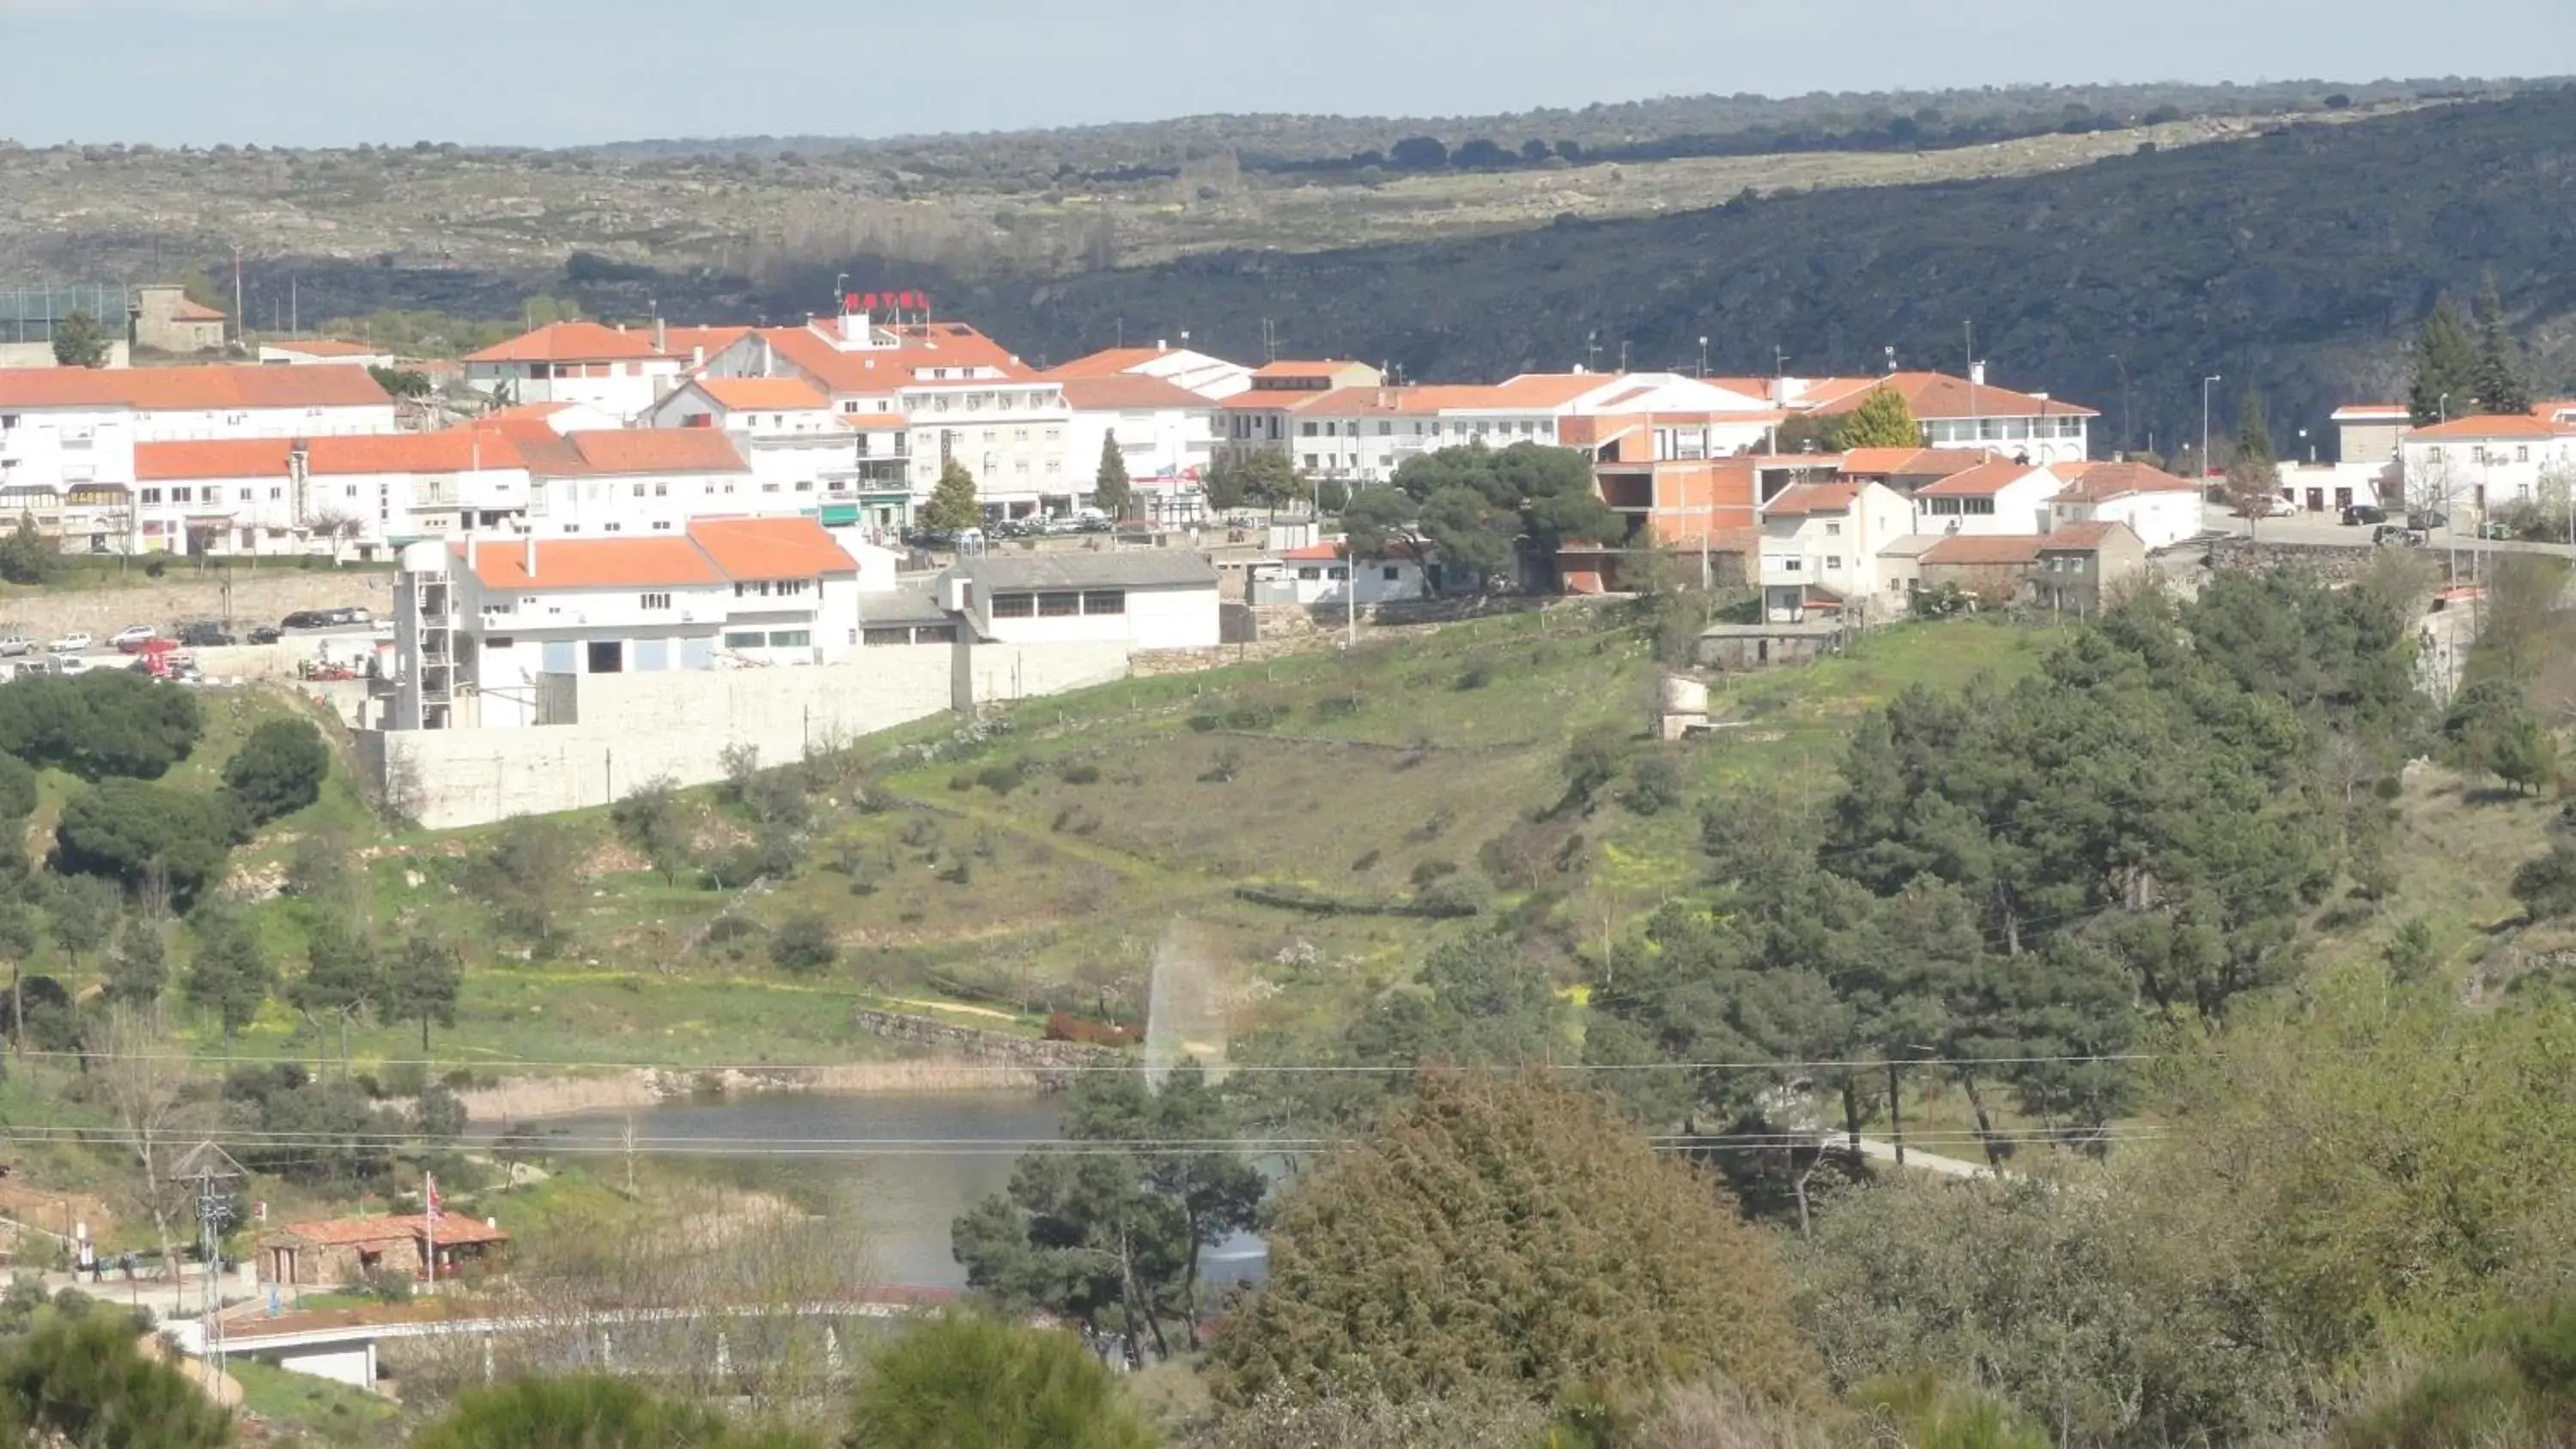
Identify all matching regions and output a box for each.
[7,0,2576,149]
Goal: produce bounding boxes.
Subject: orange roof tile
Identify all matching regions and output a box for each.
[269,1215,504,1247]
[518,430,747,477]
[0,364,391,411]
[1814,372,2098,421]
[686,517,856,581]
[1054,374,1212,411]
[1044,347,1186,379]
[2039,520,2132,549]
[1838,446,1925,475]
[1252,360,1361,379]
[1220,391,1309,411]
[1765,482,1862,515]
[694,377,831,411]
[755,323,1033,397]
[659,325,752,360]
[2409,413,2568,440]
[1483,373,1618,409]
[465,321,671,365]
[2050,461,2198,502]
[463,537,724,591]
[1915,461,2054,499]
[139,431,528,481]
[1921,535,2046,566]
[838,413,908,432]
[169,299,228,322]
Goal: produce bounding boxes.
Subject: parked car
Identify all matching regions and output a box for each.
[2372,524,2424,548]
[0,637,30,658]
[111,624,160,653]
[246,626,283,646]
[280,609,329,630]
[46,632,90,654]
[324,606,372,627]
[2342,504,2388,526]
[177,621,234,648]
[51,654,93,676]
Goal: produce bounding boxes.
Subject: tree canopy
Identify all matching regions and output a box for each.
[0,1308,232,1447]
[55,780,238,904]
[1092,433,1135,520]
[1212,1072,1819,1413]
[1829,389,1922,451]
[0,670,204,781]
[2221,388,2281,522]
[1376,441,1617,592]
[2409,294,2481,425]
[222,718,330,825]
[49,311,110,370]
[920,460,982,533]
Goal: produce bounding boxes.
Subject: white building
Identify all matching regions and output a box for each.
[1788,370,2098,465]
[1911,458,2065,537]
[0,367,398,549]
[643,376,914,530]
[942,551,1219,650]
[2399,414,2576,522]
[1756,479,1916,622]
[462,322,684,421]
[2044,461,2205,549]
[133,432,530,557]
[512,428,761,539]
[259,339,401,369]
[393,516,880,731]
[1045,344,1252,401]
[1053,373,1220,513]
[1251,539,1432,606]
[698,306,1074,518]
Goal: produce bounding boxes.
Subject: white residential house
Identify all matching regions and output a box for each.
[462,322,685,421]
[1044,345,1253,401]
[1250,539,1432,606]
[258,339,402,369]
[2043,461,2205,549]
[513,428,763,538]
[2333,404,2411,470]
[132,432,532,556]
[942,552,1220,650]
[1244,372,1775,484]
[392,516,878,731]
[1911,459,2066,537]
[1756,479,1916,622]
[643,376,914,530]
[1798,369,2099,465]
[2399,414,2576,523]
[699,306,1073,518]
[1052,373,1220,513]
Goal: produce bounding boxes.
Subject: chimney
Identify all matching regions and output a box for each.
[1156,338,1167,350]
[692,345,706,368]
[287,438,310,482]
[841,309,866,346]
[1970,361,1987,387]
[654,317,668,354]
[466,533,479,572]
[524,531,537,579]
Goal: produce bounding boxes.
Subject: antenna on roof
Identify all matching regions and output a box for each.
[1884,345,1897,375]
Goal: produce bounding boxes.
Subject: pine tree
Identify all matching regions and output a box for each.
[2408,295,2482,425]
[919,459,982,534]
[1832,389,1923,451]
[183,910,274,1055]
[2222,390,2283,528]
[2475,279,2535,417]
[1091,432,1135,520]
[49,310,108,369]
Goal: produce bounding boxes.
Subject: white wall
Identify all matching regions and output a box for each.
[464,360,678,421]
[1917,475,2063,537]
[1065,405,1218,490]
[976,585,1218,650]
[2058,490,2202,550]
[1258,557,1427,605]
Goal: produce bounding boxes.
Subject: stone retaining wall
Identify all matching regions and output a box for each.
[848,1009,1120,1089]
[0,569,392,642]
[2205,538,2384,581]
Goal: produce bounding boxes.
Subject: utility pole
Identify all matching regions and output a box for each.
[2201,374,2223,490]
[1697,335,1709,379]
[171,1143,245,1386]
[1964,321,1979,437]
[231,246,245,349]
[2106,352,2130,457]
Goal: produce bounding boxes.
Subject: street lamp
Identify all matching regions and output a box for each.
[1698,335,1710,379]
[2106,353,2131,457]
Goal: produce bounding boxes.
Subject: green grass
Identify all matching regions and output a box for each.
[228,1354,402,1445]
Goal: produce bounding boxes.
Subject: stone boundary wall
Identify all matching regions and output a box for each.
[848,1009,1120,1089]
[0,570,392,642]
[2204,538,2384,581]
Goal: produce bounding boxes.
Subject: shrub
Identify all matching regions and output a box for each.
[976,761,1029,795]
[847,1314,1153,1449]
[1454,661,1493,691]
[1057,761,1102,785]
[1623,752,1685,816]
[55,779,237,903]
[768,912,840,977]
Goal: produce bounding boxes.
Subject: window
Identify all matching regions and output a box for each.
[723,631,766,649]
[1825,521,1842,536]
[653,482,668,496]
[864,626,918,646]
[1826,556,1843,570]
[768,629,810,647]
[605,522,624,532]
[1038,591,1080,617]
[1301,422,1318,437]
[172,487,192,503]
[1378,421,1394,435]
[653,520,672,530]
[141,488,162,505]
[1382,566,1400,581]
[1081,590,1125,615]
[631,483,646,498]
[990,593,1036,618]
[269,487,282,500]
[640,592,671,609]
[1781,558,1802,572]
[1304,454,1319,470]
[1297,567,1321,581]
[2519,446,2532,462]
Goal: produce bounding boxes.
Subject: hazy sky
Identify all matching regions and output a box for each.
[7,0,2576,149]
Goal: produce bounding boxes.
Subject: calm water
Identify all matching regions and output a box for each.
[554,1092,1267,1290]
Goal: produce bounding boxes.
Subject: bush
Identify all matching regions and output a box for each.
[976,761,1029,795]
[1057,761,1103,785]
[0,670,203,780]
[1623,752,1684,816]
[2516,841,2576,921]
[1454,661,1492,691]
[768,913,840,976]
[223,716,330,824]
[846,1314,1153,1449]
[411,1375,793,1449]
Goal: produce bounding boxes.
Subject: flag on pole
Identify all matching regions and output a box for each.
[424,1173,442,1221]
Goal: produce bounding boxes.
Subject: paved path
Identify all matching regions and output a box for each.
[1851,1137,1996,1180]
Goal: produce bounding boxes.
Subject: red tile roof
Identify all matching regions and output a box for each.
[1252,360,1363,379]
[659,325,752,361]
[1814,372,2098,421]
[465,537,723,591]
[2039,520,2133,550]
[270,1215,506,1247]
[1838,446,1997,478]
[1921,535,2046,566]
[169,299,228,323]
[1045,347,1188,378]
[0,364,392,410]
[513,429,748,477]
[1915,461,2054,499]
[465,322,671,365]
[2046,461,2198,501]
[1054,374,1212,411]
[1765,482,1861,515]
[687,517,857,581]
[694,377,830,412]
[2409,413,2570,440]
[754,323,1033,397]
[136,431,527,481]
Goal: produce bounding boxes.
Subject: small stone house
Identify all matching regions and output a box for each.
[258,1214,507,1288]
[2031,520,2147,616]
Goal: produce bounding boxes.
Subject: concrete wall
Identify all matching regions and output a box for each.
[365,636,1133,828]
[0,570,391,642]
[0,341,131,370]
